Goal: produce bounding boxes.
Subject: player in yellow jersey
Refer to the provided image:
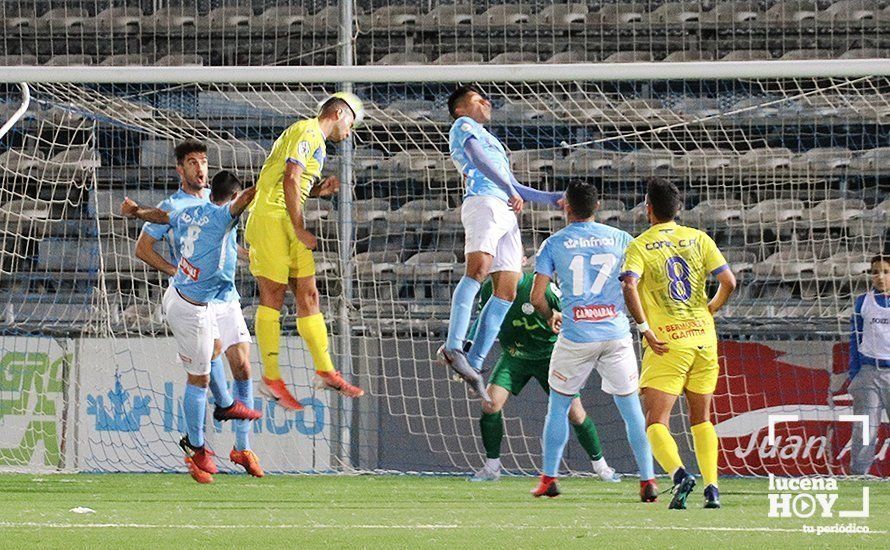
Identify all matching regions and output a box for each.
[247,92,365,410]
[620,180,736,510]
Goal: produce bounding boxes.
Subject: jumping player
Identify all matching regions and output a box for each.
[246,92,365,410]
[122,173,262,483]
[439,84,564,401]
[132,142,264,478]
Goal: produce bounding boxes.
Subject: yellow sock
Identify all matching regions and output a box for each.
[646,423,684,476]
[691,421,719,488]
[297,313,334,373]
[255,305,282,380]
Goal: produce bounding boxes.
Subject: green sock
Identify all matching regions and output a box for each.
[480,411,504,459]
[573,417,603,461]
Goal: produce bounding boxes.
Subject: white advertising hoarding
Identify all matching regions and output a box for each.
[77,337,332,473]
[0,336,74,470]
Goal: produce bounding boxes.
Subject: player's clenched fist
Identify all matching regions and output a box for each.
[120,197,139,218]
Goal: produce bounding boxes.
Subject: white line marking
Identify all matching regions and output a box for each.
[0,522,883,534]
[767,414,799,445]
[839,414,870,444]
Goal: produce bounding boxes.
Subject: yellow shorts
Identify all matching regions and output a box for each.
[639,343,719,396]
[245,211,315,284]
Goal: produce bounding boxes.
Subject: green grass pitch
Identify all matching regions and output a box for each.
[0,474,885,547]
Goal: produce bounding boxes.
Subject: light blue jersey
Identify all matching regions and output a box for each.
[142,188,211,266]
[535,222,633,343]
[449,116,512,202]
[168,201,239,304]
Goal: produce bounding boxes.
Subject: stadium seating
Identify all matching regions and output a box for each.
[476,5,531,27]
[700,2,761,23]
[252,5,307,30]
[1,0,888,331]
[92,6,142,33]
[35,8,90,32]
[648,2,704,24]
[533,4,589,28]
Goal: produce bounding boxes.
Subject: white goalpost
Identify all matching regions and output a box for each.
[1,59,889,476]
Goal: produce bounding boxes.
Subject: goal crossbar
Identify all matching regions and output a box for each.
[3,59,890,84]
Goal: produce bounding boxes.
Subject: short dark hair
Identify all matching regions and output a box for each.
[174,138,206,164]
[448,84,486,119]
[319,97,353,118]
[646,179,682,221]
[871,254,890,267]
[210,170,241,203]
[565,181,598,219]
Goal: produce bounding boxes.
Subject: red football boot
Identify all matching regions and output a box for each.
[531,475,561,498]
[230,448,265,478]
[315,370,364,398]
[180,436,218,482]
[260,376,304,411]
[213,399,263,422]
[640,479,659,502]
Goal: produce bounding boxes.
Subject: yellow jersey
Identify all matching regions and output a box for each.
[622,221,728,348]
[251,117,326,218]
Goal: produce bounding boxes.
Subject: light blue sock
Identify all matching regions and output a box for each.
[445,276,481,351]
[184,383,208,448]
[209,356,234,409]
[233,379,252,451]
[542,391,573,477]
[467,296,512,371]
[613,393,655,481]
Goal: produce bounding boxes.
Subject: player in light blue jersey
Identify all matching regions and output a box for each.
[136,138,210,277]
[439,84,566,401]
[122,171,262,483]
[529,181,657,501]
[133,141,264,480]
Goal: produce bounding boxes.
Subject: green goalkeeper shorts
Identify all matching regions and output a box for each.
[488,354,550,396]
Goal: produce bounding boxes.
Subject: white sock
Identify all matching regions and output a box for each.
[591,457,610,473]
[484,458,501,471]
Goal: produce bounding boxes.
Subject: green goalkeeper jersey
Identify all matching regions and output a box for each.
[468,272,562,362]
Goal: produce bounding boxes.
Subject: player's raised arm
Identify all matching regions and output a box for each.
[282,161,317,250]
[121,197,171,225]
[228,186,257,217]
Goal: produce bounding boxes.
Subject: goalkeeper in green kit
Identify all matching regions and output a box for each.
[467,268,620,482]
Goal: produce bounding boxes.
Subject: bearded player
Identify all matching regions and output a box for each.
[247,93,365,410]
[621,179,736,509]
[133,142,263,477]
[122,173,262,483]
